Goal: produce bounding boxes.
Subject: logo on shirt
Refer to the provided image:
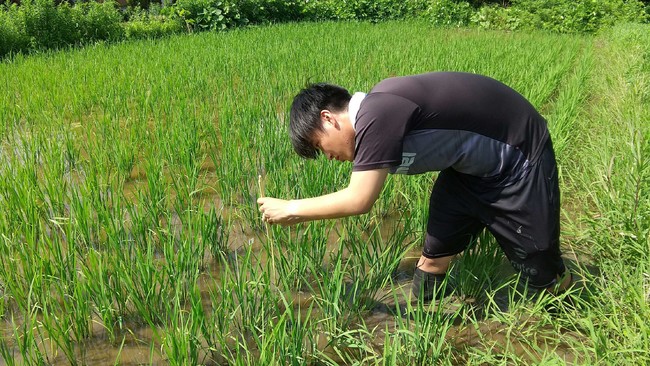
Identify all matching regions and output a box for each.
[395,152,416,174]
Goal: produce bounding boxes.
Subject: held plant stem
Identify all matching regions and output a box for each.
[259,174,277,283]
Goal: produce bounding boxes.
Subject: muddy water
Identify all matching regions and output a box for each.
[0,236,587,365]
[342,253,587,365]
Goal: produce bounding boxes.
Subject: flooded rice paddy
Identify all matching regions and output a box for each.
[1,20,635,365]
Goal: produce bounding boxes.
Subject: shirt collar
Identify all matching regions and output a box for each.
[348,92,366,131]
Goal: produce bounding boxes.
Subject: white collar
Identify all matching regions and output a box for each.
[348,92,366,131]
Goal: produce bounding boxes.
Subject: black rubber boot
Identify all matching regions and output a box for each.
[412,267,452,301]
[544,272,577,314]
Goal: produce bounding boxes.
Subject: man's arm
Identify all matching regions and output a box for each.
[257,168,389,226]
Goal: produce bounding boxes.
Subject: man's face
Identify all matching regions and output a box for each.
[311,112,355,162]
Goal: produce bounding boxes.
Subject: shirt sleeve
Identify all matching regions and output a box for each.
[352,93,421,172]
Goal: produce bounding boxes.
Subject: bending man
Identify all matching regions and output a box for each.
[258,72,572,300]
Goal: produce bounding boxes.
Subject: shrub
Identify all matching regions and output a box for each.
[497,0,648,33]
[122,4,182,39]
[72,2,124,42]
[123,18,183,39]
[302,0,429,22]
[21,0,80,49]
[125,0,156,11]
[471,4,522,30]
[5,0,123,53]
[423,0,475,27]
[1,0,648,61]
[235,0,303,23]
[302,0,355,21]
[173,0,244,32]
[0,4,30,58]
[348,0,429,21]
[122,3,172,22]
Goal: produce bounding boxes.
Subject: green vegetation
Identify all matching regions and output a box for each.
[1,0,648,59]
[0,20,648,364]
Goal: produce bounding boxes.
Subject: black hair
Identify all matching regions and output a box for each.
[289,83,352,159]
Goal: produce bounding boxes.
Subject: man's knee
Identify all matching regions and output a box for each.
[510,250,566,289]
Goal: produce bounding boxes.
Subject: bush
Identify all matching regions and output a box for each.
[302,0,428,22]
[349,0,429,21]
[471,4,522,30]
[122,3,172,21]
[235,0,303,23]
[302,0,355,21]
[484,0,649,33]
[72,2,124,42]
[4,0,123,53]
[1,0,648,61]
[123,18,182,39]
[0,4,30,58]
[423,0,474,27]
[122,4,182,39]
[21,0,80,49]
[173,0,244,32]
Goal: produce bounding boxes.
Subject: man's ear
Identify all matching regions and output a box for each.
[320,110,336,127]
[320,109,331,122]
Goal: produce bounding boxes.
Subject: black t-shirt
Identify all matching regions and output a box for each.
[352,72,549,185]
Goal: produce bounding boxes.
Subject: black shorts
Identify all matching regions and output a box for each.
[423,139,565,288]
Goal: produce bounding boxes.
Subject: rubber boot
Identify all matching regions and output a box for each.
[412,267,452,301]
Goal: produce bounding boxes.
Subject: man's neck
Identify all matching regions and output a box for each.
[348,92,367,131]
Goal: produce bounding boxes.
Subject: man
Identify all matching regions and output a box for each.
[258,72,572,301]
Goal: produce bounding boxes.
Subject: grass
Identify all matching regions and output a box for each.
[0,20,648,364]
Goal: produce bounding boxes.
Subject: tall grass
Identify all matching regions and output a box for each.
[0,20,647,364]
[561,23,650,365]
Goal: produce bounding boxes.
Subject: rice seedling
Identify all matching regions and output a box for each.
[339,216,417,313]
[372,275,459,365]
[82,248,120,344]
[160,284,205,366]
